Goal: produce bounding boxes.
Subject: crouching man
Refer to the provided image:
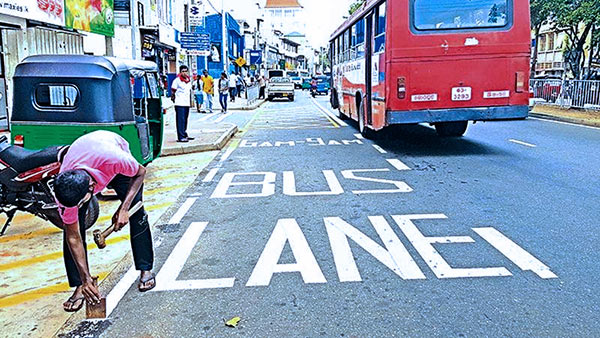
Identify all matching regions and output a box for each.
[53,130,156,312]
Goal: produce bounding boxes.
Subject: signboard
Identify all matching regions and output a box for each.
[141,34,156,58]
[235,57,246,67]
[65,0,115,37]
[180,32,210,56]
[249,50,262,65]
[188,4,203,26]
[0,0,64,26]
[209,43,221,63]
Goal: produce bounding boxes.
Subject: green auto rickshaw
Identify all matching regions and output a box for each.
[10,55,163,165]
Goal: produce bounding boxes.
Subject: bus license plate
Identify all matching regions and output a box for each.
[452,87,472,101]
[282,93,288,96]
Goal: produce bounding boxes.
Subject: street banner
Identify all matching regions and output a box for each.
[65,0,115,37]
[249,50,262,65]
[0,0,64,26]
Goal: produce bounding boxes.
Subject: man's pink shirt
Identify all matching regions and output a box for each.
[58,131,140,224]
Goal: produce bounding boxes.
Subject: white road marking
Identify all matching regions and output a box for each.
[202,168,219,182]
[386,159,411,171]
[530,116,600,130]
[199,112,218,121]
[246,218,326,286]
[283,170,344,196]
[372,144,387,154]
[324,216,425,281]
[211,172,276,198]
[341,169,412,194]
[219,147,235,162]
[473,227,557,279]
[392,214,513,278]
[214,112,232,123]
[354,133,364,140]
[153,222,236,291]
[509,139,537,148]
[168,198,197,224]
[310,97,348,126]
[105,265,138,317]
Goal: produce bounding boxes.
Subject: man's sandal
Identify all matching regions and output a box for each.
[138,273,156,292]
[63,296,85,312]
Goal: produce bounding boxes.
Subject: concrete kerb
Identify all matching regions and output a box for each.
[530,104,600,128]
[227,98,267,111]
[160,124,238,157]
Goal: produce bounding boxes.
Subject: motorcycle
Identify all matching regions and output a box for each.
[0,136,99,236]
[311,86,317,97]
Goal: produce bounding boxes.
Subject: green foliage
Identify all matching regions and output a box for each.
[349,0,365,15]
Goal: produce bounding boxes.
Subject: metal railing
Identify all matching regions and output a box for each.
[530,79,600,110]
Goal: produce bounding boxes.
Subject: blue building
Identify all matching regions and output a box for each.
[195,13,244,80]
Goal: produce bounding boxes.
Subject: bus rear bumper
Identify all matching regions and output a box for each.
[387,105,529,125]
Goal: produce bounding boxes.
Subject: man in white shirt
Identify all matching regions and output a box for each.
[228,72,238,102]
[170,65,195,143]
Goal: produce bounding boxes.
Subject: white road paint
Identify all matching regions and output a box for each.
[199,112,218,121]
[168,198,197,224]
[386,159,411,171]
[310,97,348,126]
[372,144,387,154]
[282,170,344,196]
[354,133,364,140]
[341,169,412,194]
[211,172,276,198]
[214,112,232,123]
[105,265,138,317]
[325,216,425,282]
[392,214,513,278]
[219,147,235,162]
[509,139,537,148]
[246,219,327,286]
[153,222,236,291]
[473,227,557,279]
[202,168,219,183]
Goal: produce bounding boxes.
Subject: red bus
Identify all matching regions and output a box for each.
[329,0,531,137]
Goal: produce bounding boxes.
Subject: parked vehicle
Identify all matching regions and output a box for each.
[302,77,312,90]
[268,69,286,80]
[267,77,295,101]
[10,55,164,164]
[0,136,99,235]
[315,75,331,95]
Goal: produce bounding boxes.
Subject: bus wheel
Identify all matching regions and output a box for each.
[434,121,468,137]
[358,104,375,139]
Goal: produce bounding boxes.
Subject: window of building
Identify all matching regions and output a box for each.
[539,34,546,52]
[374,2,386,53]
[548,33,554,50]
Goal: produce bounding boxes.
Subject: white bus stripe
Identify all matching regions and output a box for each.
[386,159,411,171]
[168,198,197,224]
[311,97,348,127]
[202,168,219,182]
[509,139,537,148]
[372,144,387,154]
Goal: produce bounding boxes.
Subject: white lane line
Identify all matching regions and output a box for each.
[354,133,364,140]
[105,265,138,317]
[386,159,411,171]
[219,147,235,162]
[310,97,348,127]
[202,168,219,182]
[199,112,218,121]
[372,144,387,154]
[509,139,537,148]
[214,112,232,123]
[529,116,600,130]
[168,198,197,224]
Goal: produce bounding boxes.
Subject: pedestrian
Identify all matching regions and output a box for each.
[200,70,214,113]
[218,72,229,112]
[259,75,266,99]
[236,73,244,98]
[53,130,155,312]
[171,65,195,143]
[229,72,237,102]
[194,73,205,113]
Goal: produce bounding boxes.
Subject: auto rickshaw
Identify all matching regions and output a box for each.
[10,55,163,165]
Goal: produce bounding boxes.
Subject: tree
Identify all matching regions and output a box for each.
[349,0,365,15]
[530,0,552,78]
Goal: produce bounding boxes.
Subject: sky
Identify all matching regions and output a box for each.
[202,0,355,48]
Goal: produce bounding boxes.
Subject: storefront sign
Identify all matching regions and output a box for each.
[0,0,64,26]
[65,0,114,37]
[142,34,156,58]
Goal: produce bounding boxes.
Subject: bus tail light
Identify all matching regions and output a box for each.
[515,72,525,93]
[14,135,24,147]
[397,77,406,99]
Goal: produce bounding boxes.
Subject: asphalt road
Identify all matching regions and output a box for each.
[61,91,600,337]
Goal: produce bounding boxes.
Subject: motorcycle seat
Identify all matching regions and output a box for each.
[0,146,62,173]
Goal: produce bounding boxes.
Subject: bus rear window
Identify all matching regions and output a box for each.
[414,0,509,31]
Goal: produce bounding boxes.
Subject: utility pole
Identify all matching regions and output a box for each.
[130,0,137,59]
[222,0,228,73]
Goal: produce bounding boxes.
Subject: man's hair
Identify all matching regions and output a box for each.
[54,169,91,207]
[179,65,188,72]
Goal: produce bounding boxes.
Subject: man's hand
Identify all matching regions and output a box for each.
[112,207,129,232]
[81,277,101,304]
[170,94,176,103]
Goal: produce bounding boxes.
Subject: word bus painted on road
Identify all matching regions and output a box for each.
[328,0,531,137]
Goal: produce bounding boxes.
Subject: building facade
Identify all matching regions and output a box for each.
[195,13,244,80]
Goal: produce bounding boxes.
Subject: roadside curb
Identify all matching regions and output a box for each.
[529,112,600,128]
[161,125,238,157]
[228,99,267,111]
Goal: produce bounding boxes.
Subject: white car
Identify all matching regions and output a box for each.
[267,77,295,101]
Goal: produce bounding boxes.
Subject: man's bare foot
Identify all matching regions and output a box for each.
[138,270,156,292]
[63,286,85,312]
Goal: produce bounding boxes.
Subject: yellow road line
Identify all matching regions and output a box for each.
[145,183,190,196]
[0,271,109,308]
[145,170,198,183]
[316,107,339,128]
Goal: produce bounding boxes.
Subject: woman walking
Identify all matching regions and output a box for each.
[218,72,229,113]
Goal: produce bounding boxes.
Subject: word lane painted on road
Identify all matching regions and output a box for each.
[239,138,364,148]
[151,214,557,292]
